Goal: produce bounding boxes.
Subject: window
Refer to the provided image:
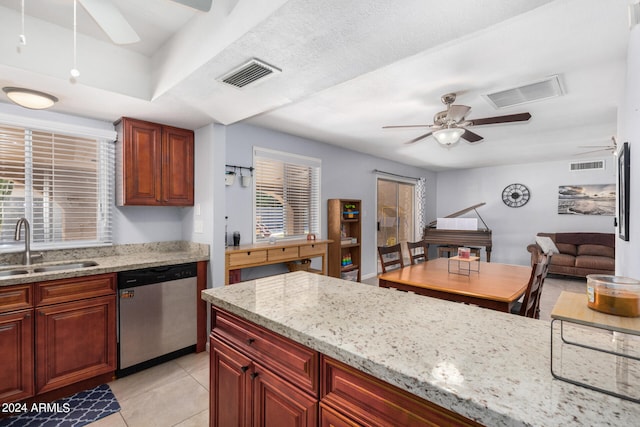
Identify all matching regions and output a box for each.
[0,123,114,249]
[253,148,321,242]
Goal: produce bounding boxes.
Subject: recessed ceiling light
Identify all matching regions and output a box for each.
[2,87,59,110]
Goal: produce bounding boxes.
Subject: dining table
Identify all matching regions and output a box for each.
[377,257,532,312]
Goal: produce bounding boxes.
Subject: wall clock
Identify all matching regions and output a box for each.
[502,183,530,208]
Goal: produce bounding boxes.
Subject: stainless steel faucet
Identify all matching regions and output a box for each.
[14,217,32,265]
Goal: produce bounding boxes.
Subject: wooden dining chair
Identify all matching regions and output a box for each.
[377,243,405,273]
[510,253,551,319]
[406,240,428,265]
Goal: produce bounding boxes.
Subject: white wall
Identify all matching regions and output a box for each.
[437,159,616,266]
[224,123,437,280]
[616,25,640,278]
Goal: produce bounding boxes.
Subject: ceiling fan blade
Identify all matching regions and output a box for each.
[382,124,432,129]
[576,149,611,155]
[404,132,433,144]
[79,0,140,44]
[461,129,483,143]
[171,0,213,12]
[468,112,532,126]
[578,145,614,148]
[446,105,471,122]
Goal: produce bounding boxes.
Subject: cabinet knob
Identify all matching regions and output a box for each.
[241,366,249,373]
[250,373,259,380]
[247,338,255,345]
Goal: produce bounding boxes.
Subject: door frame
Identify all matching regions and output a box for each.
[374,174,419,273]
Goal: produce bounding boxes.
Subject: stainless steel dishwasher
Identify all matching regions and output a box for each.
[117,262,197,377]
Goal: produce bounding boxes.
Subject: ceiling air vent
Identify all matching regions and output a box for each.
[483,75,564,109]
[570,160,605,171]
[218,58,281,89]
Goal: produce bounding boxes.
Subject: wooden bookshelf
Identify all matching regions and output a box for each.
[328,199,362,282]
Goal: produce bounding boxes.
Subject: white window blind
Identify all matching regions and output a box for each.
[253,148,320,242]
[0,123,114,249]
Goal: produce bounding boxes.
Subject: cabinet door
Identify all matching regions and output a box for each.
[0,310,34,404]
[35,295,116,394]
[162,125,194,206]
[253,362,317,427]
[210,337,252,427]
[320,404,361,427]
[122,118,163,205]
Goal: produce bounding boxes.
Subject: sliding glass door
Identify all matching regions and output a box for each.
[377,178,415,270]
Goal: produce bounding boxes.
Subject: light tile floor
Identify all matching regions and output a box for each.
[88,275,584,427]
[89,351,210,427]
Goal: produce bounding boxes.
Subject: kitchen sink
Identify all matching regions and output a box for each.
[32,261,98,273]
[0,269,29,277]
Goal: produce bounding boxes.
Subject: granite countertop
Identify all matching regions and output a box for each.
[0,241,209,286]
[201,271,640,427]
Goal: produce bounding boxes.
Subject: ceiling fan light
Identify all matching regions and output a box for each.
[433,128,465,146]
[2,87,58,110]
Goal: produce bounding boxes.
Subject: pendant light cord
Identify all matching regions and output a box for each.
[19,0,26,45]
[71,0,80,78]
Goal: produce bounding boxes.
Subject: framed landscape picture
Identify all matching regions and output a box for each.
[618,142,630,241]
[557,184,615,215]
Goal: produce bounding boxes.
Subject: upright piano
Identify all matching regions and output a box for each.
[422,202,493,262]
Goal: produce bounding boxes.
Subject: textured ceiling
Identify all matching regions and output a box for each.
[0,0,631,171]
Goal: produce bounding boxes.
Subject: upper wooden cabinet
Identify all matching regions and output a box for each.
[115,117,194,206]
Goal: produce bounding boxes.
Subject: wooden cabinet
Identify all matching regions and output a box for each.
[321,356,481,427]
[210,308,319,426]
[328,199,362,282]
[115,117,194,206]
[209,307,481,427]
[0,274,117,405]
[252,362,317,427]
[211,337,252,427]
[0,307,34,404]
[35,294,116,394]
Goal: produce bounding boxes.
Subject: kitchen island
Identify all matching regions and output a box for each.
[202,271,640,427]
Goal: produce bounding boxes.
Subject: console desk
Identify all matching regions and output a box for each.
[224,239,331,285]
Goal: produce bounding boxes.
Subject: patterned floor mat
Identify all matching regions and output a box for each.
[0,384,120,427]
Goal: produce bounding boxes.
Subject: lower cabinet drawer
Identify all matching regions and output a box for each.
[321,356,481,427]
[35,274,116,306]
[0,284,33,313]
[212,309,319,397]
[228,250,268,268]
[267,247,299,262]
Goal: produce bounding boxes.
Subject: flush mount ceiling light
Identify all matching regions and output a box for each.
[2,87,59,109]
[433,127,465,146]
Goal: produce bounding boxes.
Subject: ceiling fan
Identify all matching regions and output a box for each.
[577,136,618,156]
[78,0,215,45]
[382,93,532,146]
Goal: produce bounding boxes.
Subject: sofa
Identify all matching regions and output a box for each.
[527,232,615,278]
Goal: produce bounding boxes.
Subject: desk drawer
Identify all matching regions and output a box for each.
[268,246,299,262]
[228,250,267,267]
[300,243,326,257]
[213,309,318,397]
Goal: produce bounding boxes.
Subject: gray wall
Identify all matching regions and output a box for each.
[437,159,616,266]
[224,123,438,281]
[616,25,640,278]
